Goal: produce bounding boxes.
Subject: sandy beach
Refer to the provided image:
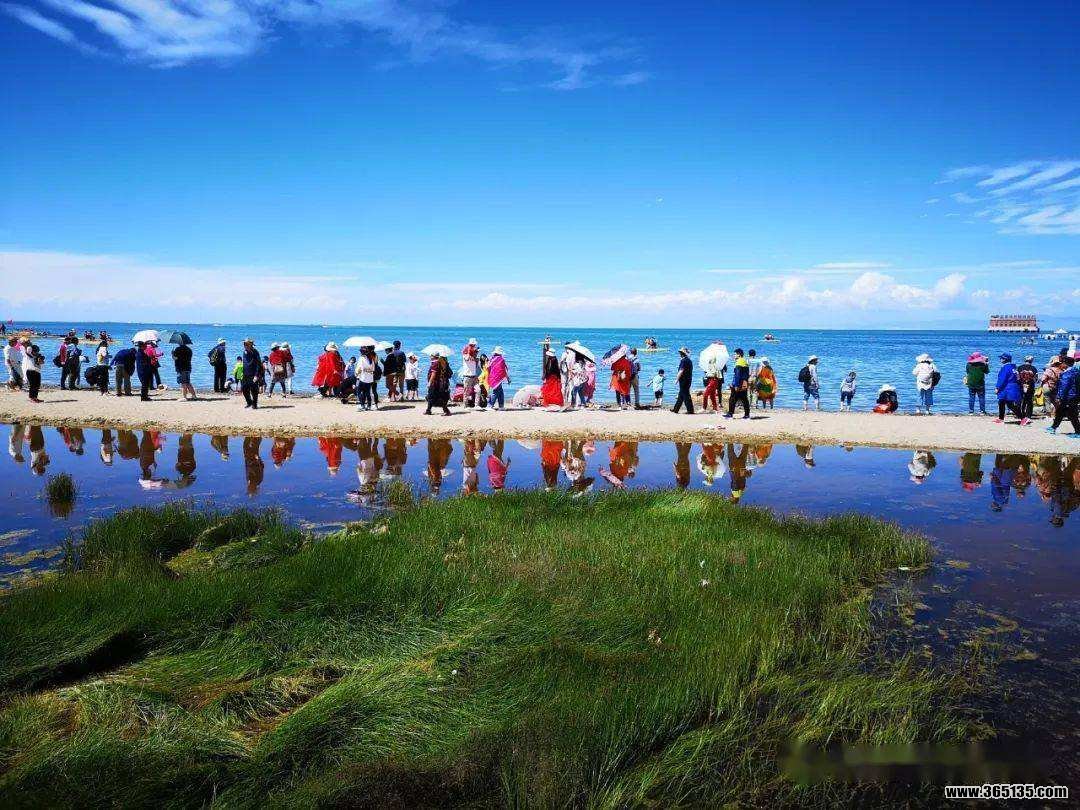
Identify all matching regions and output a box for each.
[1,386,1075,455]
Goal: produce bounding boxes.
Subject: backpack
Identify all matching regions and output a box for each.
[207,346,222,366]
[930,369,941,387]
[1018,367,1036,386]
[797,365,811,384]
[373,360,382,381]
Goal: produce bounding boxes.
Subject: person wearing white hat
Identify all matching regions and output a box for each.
[280,342,295,395]
[911,353,938,415]
[404,352,420,400]
[461,337,481,408]
[208,338,228,393]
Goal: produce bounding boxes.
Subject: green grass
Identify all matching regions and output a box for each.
[41,472,76,518]
[0,493,974,807]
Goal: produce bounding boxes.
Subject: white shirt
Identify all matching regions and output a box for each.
[4,343,23,368]
[461,348,479,377]
[404,359,419,381]
[912,361,937,390]
[22,349,42,375]
[356,355,375,384]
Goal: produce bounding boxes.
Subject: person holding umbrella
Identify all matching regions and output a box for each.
[134,341,155,401]
[169,331,197,401]
[671,347,695,414]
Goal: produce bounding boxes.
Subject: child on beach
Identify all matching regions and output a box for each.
[230,356,243,394]
[651,369,665,406]
[840,370,857,411]
[404,353,419,400]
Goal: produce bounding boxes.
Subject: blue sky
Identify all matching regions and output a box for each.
[1,0,1077,327]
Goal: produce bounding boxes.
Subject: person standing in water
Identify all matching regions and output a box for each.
[800,356,820,410]
[839,370,857,411]
[671,347,695,414]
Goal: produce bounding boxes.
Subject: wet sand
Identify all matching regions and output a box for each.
[2,386,1075,455]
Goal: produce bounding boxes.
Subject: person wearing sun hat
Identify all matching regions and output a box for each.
[994,352,1027,425]
[911,352,938,415]
[279,342,295,395]
[404,352,420,400]
[1017,354,1039,420]
[486,346,510,410]
[312,341,345,397]
[965,351,990,414]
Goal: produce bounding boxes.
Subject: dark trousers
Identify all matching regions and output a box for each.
[998,400,1022,420]
[27,370,41,400]
[242,377,259,407]
[357,381,372,408]
[213,364,227,392]
[151,366,162,388]
[95,365,108,393]
[727,387,750,417]
[139,374,152,400]
[1052,403,1080,433]
[60,360,79,389]
[1020,387,1036,419]
[673,385,694,414]
[115,367,132,396]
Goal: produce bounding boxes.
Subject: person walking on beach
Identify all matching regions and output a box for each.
[541,347,564,407]
[702,351,722,413]
[267,343,288,398]
[799,355,820,410]
[404,352,420,400]
[724,348,751,419]
[461,338,480,409]
[1042,356,1065,418]
[135,341,155,401]
[671,347,695,414]
[208,339,228,393]
[651,368,665,407]
[965,352,990,414]
[486,347,510,410]
[425,351,452,416]
[312,342,345,397]
[912,353,938,415]
[755,358,777,408]
[994,353,1028,425]
[240,338,261,409]
[59,337,82,390]
[1017,354,1039,419]
[5,337,23,390]
[356,345,377,411]
[280,342,295,395]
[836,369,857,411]
[171,339,196,401]
[628,348,642,408]
[1047,357,1080,436]
[91,340,110,395]
[22,342,43,403]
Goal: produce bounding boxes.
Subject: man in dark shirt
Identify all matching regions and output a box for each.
[172,341,196,401]
[1017,354,1038,419]
[671,347,695,414]
[390,340,406,401]
[208,338,228,393]
[241,338,261,409]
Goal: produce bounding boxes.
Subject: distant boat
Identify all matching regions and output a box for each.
[762,333,780,342]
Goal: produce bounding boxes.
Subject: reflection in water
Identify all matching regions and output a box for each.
[4,423,1080,528]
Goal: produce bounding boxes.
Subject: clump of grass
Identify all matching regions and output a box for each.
[42,473,76,518]
[383,479,417,512]
[0,491,978,807]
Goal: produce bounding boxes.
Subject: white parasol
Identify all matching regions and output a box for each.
[374,340,394,352]
[420,343,454,357]
[344,335,378,348]
[699,341,729,372]
[565,341,595,362]
[132,329,159,344]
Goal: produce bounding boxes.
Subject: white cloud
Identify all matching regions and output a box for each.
[4,0,647,89]
[811,261,892,270]
[939,160,1080,235]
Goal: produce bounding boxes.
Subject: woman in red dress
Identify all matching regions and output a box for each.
[540,348,563,406]
[610,355,632,408]
[311,342,345,397]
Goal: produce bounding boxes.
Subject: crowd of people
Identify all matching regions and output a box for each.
[8,424,1079,525]
[3,330,1079,436]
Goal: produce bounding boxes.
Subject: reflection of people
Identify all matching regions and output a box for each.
[28,425,49,475]
[727,443,752,501]
[243,436,264,495]
[351,437,381,505]
[99,429,114,466]
[752,443,773,467]
[9,422,25,463]
[486,440,510,491]
[271,436,295,468]
[210,434,230,461]
[696,443,725,486]
[318,436,343,475]
[908,450,936,484]
[673,441,692,489]
[959,453,983,491]
[116,430,139,460]
[1046,457,1080,526]
[795,444,815,468]
[461,438,482,495]
[606,441,637,486]
[562,440,589,493]
[176,434,196,480]
[989,454,1028,512]
[383,437,407,476]
[426,438,453,494]
[138,431,158,480]
[540,440,562,490]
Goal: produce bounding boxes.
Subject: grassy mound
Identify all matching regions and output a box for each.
[0,493,970,806]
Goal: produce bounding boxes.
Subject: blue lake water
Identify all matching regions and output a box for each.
[13,321,1075,412]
